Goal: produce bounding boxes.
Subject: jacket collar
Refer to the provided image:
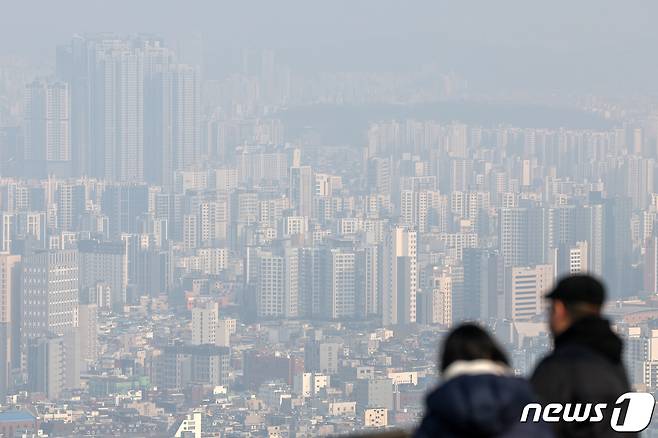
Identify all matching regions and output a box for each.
[554,315,623,363]
[442,359,512,382]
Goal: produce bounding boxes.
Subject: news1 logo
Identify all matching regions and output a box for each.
[520,392,656,432]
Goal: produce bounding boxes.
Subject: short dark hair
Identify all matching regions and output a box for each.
[440,323,509,372]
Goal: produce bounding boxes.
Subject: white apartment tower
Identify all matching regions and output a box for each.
[322,248,356,320]
[255,246,299,319]
[382,226,417,326]
[22,249,79,340]
[191,302,219,345]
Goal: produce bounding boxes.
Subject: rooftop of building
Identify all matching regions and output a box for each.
[0,410,36,423]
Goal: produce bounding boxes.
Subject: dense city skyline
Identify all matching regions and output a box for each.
[2,3,658,437]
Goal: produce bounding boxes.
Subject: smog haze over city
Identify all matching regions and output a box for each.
[2,1,658,437]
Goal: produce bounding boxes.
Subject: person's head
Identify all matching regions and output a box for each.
[545,275,605,336]
[440,323,509,373]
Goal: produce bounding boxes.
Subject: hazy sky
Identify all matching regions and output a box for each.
[2,1,658,93]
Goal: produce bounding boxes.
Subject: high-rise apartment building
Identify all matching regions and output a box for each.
[21,249,78,340]
[23,80,70,177]
[144,63,200,188]
[382,226,417,326]
[321,247,356,320]
[499,206,545,267]
[419,268,452,326]
[191,302,219,345]
[55,182,85,231]
[101,183,149,239]
[0,254,20,398]
[576,201,604,277]
[556,240,589,278]
[254,244,299,319]
[57,35,196,182]
[27,335,70,400]
[367,157,392,195]
[356,245,379,318]
[400,190,438,233]
[198,200,227,246]
[78,240,127,312]
[463,249,504,320]
[77,301,98,371]
[290,166,314,218]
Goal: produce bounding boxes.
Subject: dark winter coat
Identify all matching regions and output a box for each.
[531,316,635,438]
[415,362,554,438]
